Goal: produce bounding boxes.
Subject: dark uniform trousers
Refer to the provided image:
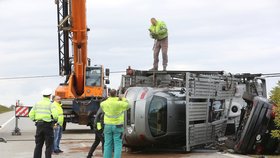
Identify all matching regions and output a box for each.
[87,130,104,158]
[34,122,54,158]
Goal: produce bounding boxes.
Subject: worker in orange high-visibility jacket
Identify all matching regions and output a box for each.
[29,88,58,158]
[101,89,129,158]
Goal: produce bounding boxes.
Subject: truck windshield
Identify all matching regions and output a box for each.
[148,96,167,137]
[86,67,101,86]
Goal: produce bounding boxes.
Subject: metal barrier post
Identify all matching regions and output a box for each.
[0,125,7,143]
[12,100,21,136]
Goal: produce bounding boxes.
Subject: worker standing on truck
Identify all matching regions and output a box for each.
[28,89,58,158]
[87,108,105,158]
[149,17,168,71]
[101,89,129,158]
[52,96,64,154]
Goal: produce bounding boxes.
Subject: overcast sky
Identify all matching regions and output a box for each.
[0,0,280,106]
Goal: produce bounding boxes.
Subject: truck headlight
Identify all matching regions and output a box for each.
[127,127,133,134]
[256,134,261,141]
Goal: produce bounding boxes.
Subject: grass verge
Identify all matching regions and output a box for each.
[0,105,12,114]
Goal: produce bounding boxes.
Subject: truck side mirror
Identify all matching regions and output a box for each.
[105,68,110,76]
[105,79,110,84]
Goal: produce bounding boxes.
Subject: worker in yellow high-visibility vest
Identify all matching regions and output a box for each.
[101,89,129,158]
[52,96,64,154]
[29,88,58,158]
[149,17,168,71]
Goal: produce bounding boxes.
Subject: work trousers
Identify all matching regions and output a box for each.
[103,124,124,158]
[33,122,54,158]
[87,130,104,158]
[53,125,62,152]
[153,37,168,69]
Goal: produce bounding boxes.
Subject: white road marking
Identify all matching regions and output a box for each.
[220,153,252,158]
[0,116,15,130]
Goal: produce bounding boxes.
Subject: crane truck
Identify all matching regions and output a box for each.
[54,0,109,130]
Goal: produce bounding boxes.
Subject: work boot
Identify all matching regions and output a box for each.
[163,66,167,71]
[52,151,59,155]
[149,67,158,71]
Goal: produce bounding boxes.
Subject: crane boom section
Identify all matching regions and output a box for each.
[71,0,88,96]
[55,0,109,127]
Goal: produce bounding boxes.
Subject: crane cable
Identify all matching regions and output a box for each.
[0,75,59,80]
[0,71,126,80]
[262,73,280,78]
[0,72,279,81]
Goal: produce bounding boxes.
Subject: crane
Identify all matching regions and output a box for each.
[54,0,109,130]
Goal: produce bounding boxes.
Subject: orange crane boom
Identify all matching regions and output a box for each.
[54,0,109,129]
[71,0,87,96]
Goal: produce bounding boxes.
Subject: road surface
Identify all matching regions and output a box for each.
[0,111,253,158]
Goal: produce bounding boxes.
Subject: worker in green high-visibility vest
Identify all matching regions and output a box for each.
[101,89,129,158]
[149,17,168,71]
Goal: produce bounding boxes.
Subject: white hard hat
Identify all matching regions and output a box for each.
[41,88,52,96]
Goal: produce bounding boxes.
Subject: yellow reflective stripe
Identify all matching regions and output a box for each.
[36,112,51,115]
[36,108,51,113]
[105,112,124,118]
[36,107,50,109]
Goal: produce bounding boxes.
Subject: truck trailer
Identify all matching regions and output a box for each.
[119,68,278,153]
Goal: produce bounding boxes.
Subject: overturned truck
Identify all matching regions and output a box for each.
[119,68,279,154]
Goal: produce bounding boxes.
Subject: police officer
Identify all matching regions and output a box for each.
[28,89,58,158]
[101,89,129,158]
[87,108,104,158]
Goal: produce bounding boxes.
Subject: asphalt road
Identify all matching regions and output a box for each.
[0,111,254,158]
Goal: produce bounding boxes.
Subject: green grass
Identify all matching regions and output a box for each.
[0,105,12,114]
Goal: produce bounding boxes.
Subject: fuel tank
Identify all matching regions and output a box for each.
[123,87,186,148]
